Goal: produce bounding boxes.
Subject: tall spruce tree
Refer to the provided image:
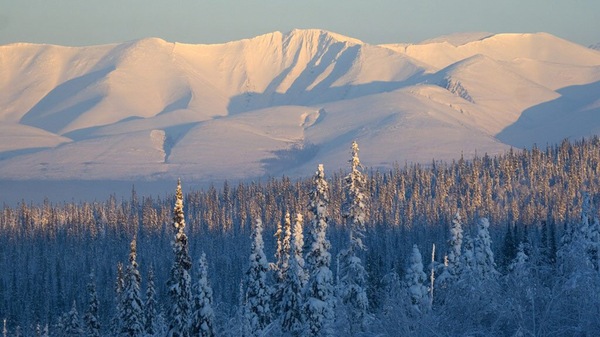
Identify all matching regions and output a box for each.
[304,164,335,336]
[447,211,464,278]
[509,242,529,278]
[343,141,368,253]
[474,217,497,279]
[461,235,476,277]
[583,194,600,270]
[500,223,517,270]
[111,262,125,337]
[243,218,272,336]
[304,164,335,337]
[65,301,83,337]
[338,141,369,333]
[273,214,286,284]
[273,213,292,316]
[84,274,100,337]
[167,179,193,337]
[191,252,216,337]
[120,237,144,337]
[405,245,429,315]
[144,265,159,337]
[281,214,306,335]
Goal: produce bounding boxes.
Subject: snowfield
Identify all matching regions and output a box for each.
[1,29,600,183]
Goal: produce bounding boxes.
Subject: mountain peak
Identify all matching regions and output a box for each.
[2,29,600,182]
[419,32,494,46]
[125,37,170,47]
[285,29,363,45]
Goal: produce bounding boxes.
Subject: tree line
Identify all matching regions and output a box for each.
[2,137,600,336]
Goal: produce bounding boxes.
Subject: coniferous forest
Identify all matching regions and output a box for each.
[3,138,600,336]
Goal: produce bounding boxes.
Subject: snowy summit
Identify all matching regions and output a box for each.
[1,29,600,183]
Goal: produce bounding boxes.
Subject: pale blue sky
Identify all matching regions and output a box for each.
[0,0,598,47]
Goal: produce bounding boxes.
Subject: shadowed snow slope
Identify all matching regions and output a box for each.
[1,29,600,183]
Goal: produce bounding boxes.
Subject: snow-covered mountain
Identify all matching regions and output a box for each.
[2,29,600,183]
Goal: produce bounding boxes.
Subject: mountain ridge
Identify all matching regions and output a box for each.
[1,29,600,182]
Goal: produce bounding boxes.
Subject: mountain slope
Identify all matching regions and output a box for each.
[1,29,600,182]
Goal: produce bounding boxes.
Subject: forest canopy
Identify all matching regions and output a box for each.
[2,137,600,336]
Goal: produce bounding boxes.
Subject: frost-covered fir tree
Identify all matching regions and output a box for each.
[405,245,429,315]
[111,262,125,336]
[434,255,452,290]
[338,141,370,333]
[461,235,476,277]
[120,237,144,337]
[65,301,83,337]
[281,214,306,335]
[304,164,335,337]
[273,215,286,283]
[84,274,100,337]
[167,179,193,337]
[343,141,368,253]
[474,217,497,279]
[580,192,593,239]
[273,213,292,316]
[509,243,529,279]
[559,192,600,273]
[293,213,307,285]
[580,193,600,270]
[144,266,159,337]
[191,252,216,337]
[447,211,464,277]
[243,218,272,336]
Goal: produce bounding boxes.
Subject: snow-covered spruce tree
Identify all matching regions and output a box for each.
[580,192,593,239]
[293,213,307,285]
[337,141,369,333]
[273,215,286,284]
[580,193,600,270]
[549,193,600,337]
[144,265,159,337]
[84,274,100,337]
[460,235,476,278]
[273,212,292,316]
[191,252,216,337]
[474,217,497,279]
[281,213,306,335]
[508,242,529,279]
[65,301,83,337]
[111,262,125,337]
[558,192,600,275]
[243,218,272,336]
[304,164,335,337]
[343,141,368,254]
[120,237,144,337]
[447,211,463,278]
[167,179,193,337]
[500,223,517,270]
[434,255,452,292]
[405,245,429,315]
